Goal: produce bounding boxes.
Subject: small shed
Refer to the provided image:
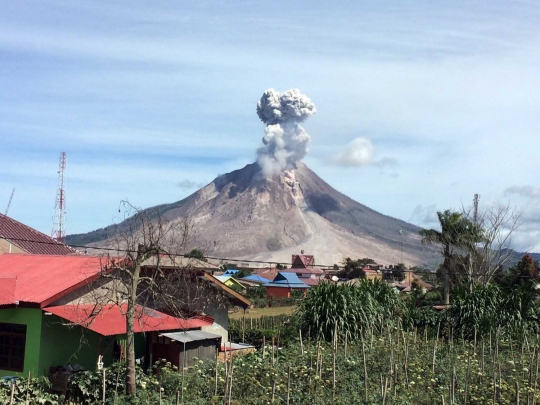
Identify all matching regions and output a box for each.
[153,330,222,368]
[263,272,310,299]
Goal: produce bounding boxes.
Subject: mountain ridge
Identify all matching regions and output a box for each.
[67,162,441,267]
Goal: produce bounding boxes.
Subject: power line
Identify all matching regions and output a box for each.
[0,235,440,274]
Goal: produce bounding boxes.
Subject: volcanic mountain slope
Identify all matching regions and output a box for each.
[67,162,441,267]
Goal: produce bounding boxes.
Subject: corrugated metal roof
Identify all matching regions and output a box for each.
[281,267,325,275]
[0,277,16,305]
[221,342,256,351]
[161,330,221,343]
[263,272,310,289]
[0,254,104,306]
[45,303,213,336]
[0,214,77,255]
[142,255,218,270]
[240,275,268,284]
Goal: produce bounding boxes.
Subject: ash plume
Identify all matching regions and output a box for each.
[256,88,316,176]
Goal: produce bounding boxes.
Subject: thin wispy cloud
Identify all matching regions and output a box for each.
[504,186,540,199]
[177,179,206,191]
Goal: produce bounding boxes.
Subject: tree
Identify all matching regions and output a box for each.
[508,254,538,286]
[87,201,217,396]
[393,263,406,282]
[421,205,521,304]
[337,257,366,279]
[185,248,207,262]
[420,210,478,305]
[276,263,288,270]
[457,204,521,287]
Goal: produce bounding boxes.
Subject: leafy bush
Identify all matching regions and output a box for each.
[449,283,539,339]
[297,279,404,341]
[68,362,158,404]
[0,376,61,405]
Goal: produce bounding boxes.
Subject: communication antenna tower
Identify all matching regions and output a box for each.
[4,188,15,216]
[52,152,66,242]
[473,193,479,225]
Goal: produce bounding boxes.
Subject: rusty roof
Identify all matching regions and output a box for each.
[0,214,77,255]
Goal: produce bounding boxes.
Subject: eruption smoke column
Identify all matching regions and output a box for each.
[256,88,316,176]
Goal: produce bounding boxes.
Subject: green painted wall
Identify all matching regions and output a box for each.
[39,314,111,376]
[0,309,153,377]
[0,308,42,377]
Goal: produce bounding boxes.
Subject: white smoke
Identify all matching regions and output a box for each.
[256,88,316,176]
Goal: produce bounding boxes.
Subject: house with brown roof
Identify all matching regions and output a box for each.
[0,214,76,255]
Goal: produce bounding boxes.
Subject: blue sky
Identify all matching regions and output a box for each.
[1,1,539,252]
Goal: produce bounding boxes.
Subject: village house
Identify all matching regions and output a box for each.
[263,272,311,299]
[0,253,250,378]
[250,252,327,289]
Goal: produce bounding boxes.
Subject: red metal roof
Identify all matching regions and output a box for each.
[44,303,213,336]
[291,254,315,269]
[0,214,77,255]
[0,277,16,305]
[0,254,104,307]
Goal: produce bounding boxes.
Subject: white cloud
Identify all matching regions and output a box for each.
[332,137,374,167]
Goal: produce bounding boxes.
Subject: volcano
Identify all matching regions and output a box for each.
[67,162,440,267]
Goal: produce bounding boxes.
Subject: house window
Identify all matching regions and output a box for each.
[0,323,27,371]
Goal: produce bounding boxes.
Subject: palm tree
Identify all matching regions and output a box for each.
[420,210,478,305]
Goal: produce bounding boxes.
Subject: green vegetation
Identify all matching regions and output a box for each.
[184,248,207,262]
[335,257,375,278]
[3,277,540,404]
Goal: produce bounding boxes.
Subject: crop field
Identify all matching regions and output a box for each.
[5,326,539,404]
[3,281,539,404]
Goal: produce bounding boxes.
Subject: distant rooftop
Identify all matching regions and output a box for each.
[0,214,77,255]
[263,272,310,289]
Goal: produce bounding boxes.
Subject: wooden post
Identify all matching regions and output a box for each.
[299,329,304,355]
[362,332,368,403]
[25,371,30,405]
[181,340,186,404]
[214,348,219,396]
[432,322,440,373]
[102,369,106,405]
[9,382,15,405]
[382,376,388,405]
[228,353,234,405]
[271,336,275,367]
[464,351,471,405]
[287,366,291,405]
[242,312,245,343]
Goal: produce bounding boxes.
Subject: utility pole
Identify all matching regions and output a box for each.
[52,152,66,243]
[473,193,479,225]
[4,188,15,216]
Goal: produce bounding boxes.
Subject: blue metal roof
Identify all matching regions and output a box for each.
[223,269,240,275]
[263,272,310,289]
[241,275,269,284]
